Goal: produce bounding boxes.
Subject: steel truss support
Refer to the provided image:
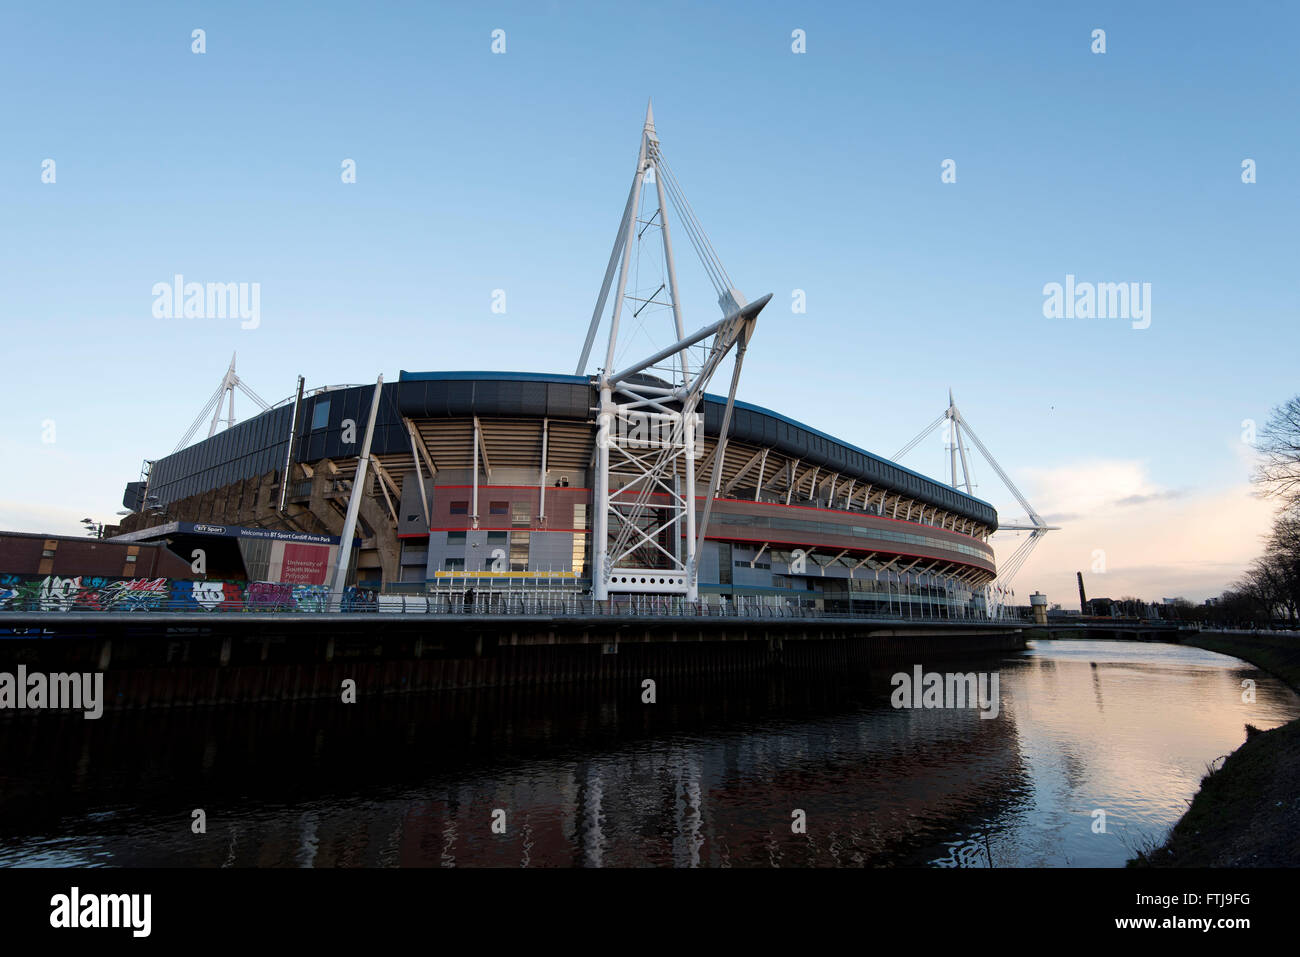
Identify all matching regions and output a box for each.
[581,102,772,601]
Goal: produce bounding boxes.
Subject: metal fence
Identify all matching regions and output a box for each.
[0,591,1010,622]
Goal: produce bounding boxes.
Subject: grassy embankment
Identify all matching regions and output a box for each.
[1131,631,1300,867]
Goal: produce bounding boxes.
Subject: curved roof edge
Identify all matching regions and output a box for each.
[398,370,996,515]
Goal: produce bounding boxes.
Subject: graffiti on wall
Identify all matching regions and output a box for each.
[0,574,356,612]
[244,581,331,611]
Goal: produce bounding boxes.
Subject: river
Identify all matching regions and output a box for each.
[1,638,1296,867]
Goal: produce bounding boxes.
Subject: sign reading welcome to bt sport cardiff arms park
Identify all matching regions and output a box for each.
[115,521,359,546]
[182,522,354,545]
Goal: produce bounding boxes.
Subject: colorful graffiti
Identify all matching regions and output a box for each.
[244,582,332,611]
[0,574,359,613]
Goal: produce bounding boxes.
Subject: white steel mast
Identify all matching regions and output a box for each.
[578,102,771,601]
[893,391,1058,616]
[172,353,271,452]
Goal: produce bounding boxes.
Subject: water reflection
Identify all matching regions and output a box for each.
[0,639,1294,867]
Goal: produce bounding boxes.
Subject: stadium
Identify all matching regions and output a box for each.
[115,370,999,616]
[113,106,1005,618]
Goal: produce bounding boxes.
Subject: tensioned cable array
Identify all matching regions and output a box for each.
[652,147,735,302]
[172,358,271,453]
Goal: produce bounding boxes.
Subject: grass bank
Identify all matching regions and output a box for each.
[1130,631,1300,867]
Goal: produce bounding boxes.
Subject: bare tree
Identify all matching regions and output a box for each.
[1252,396,1300,510]
[1205,395,1300,625]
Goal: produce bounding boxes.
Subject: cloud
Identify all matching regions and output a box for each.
[1113,489,1188,507]
[990,460,1276,605]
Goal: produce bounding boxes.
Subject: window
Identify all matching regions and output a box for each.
[125,555,138,563]
[311,398,331,432]
[510,531,529,571]
[489,501,509,515]
[572,532,587,576]
[486,531,507,547]
[443,558,464,571]
[573,504,587,530]
[512,502,531,528]
[447,531,466,545]
[450,501,469,515]
[41,549,55,558]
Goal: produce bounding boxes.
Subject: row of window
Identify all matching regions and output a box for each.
[438,527,590,576]
[444,502,589,529]
[440,530,551,571]
[447,500,533,526]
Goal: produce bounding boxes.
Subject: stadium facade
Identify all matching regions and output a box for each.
[116,370,999,616]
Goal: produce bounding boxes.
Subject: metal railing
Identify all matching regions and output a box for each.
[0,591,1008,622]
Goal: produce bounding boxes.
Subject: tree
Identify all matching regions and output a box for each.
[1261,516,1300,622]
[1252,396,1300,511]
[1198,394,1300,627]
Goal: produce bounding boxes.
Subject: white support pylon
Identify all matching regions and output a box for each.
[173,353,271,452]
[894,391,1059,617]
[579,102,771,601]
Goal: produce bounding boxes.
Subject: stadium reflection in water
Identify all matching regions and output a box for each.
[1,640,1297,868]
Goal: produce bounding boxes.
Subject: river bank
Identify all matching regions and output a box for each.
[1132,631,1300,867]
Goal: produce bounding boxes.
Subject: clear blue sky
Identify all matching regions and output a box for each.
[2,1,1296,600]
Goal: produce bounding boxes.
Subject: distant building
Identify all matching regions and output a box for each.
[1084,597,1116,616]
[0,530,193,580]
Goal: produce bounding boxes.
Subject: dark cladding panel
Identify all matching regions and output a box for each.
[825,441,846,473]
[122,481,145,511]
[396,380,426,416]
[548,382,594,419]
[733,408,755,441]
[444,381,476,415]
[342,387,366,436]
[140,403,294,508]
[475,380,503,413]
[396,374,594,422]
[515,381,548,417]
[303,425,324,462]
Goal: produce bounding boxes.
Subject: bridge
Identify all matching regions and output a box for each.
[1028,620,1198,642]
